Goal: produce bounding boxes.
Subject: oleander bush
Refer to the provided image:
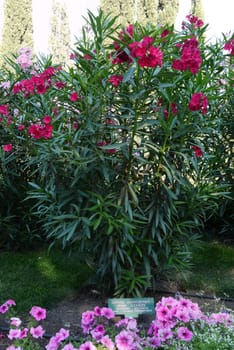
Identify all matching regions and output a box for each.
[0,10,233,295]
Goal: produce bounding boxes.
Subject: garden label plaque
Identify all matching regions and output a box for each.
[108,297,155,318]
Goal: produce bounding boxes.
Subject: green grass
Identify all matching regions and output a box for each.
[0,247,91,313]
[179,240,234,298]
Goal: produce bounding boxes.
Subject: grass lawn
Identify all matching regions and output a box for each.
[179,240,234,298]
[0,239,233,314]
[0,247,91,313]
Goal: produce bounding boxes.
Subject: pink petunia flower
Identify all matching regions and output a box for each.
[29,306,46,321]
[177,326,193,341]
[30,325,45,339]
[101,307,115,319]
[115,330,134,350]
[79,341,97,350]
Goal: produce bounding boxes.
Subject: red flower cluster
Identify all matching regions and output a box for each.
[188,92,208,115]
[224,39,234,55]
[192,145,203,158]
[186,14,204,28]
[129,36,163,68]
[13,67,58,96]
[112,24,134,65]
[172,37,202,74]
[28,116,53,139]
[109,75,123,87]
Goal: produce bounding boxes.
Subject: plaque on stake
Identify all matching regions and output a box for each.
[108,297,155,318]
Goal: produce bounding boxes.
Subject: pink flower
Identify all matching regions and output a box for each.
[30,325,45,338]
[2,144,13,152]
[62,344,77,350]
[0,303,8,313]
[6,346,22,350]
[16,54,32,70]
[177,326,193,342]
[109,75,123,87]
[8,329,21,340]
[79,341,97,350]
[100,335,115,350]
[188,92,208,114]
[70,91,80,102]
[29,306,46,321]
[115,330,134,350]
[6,299,16,306]
[19,328,28,339]
[91,324,105,340]
[101,307,115,319]
[10,317,22,327]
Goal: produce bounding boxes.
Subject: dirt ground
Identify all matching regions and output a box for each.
[1,282,234,349]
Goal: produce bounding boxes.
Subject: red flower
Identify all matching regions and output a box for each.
[192,145,203,158]
[109,75,123,87]
[129,37,163,68]
[55,81,66,89]
[172,37,202,74]
[70,91,80,102]
[2,144,12,152]
[188,92,208,114]
[161,29,170,38]
[28,123,53,139]
[186,14,204,28]
[224,39,234,55]
[0,104,9,115]
[42,115,52,124]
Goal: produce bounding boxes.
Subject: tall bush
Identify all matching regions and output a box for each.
[0,10,233,295]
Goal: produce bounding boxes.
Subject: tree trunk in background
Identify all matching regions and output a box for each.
[49,0,71,65]
[191,0,205,21]
[0,0,33,64]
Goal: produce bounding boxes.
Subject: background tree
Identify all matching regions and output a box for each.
[49,0,71,65]
[100,0,135,26]
[190,0,205,21]
[158,0,179,26]
[0,0,33,64]
[136,0,159,26]
[101,0,179,27]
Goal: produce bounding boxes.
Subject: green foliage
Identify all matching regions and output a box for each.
[0,0,33,67]
[0,9,233,296]
[49,0,71,65]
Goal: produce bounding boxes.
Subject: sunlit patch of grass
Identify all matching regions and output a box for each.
[0,248,91,313]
